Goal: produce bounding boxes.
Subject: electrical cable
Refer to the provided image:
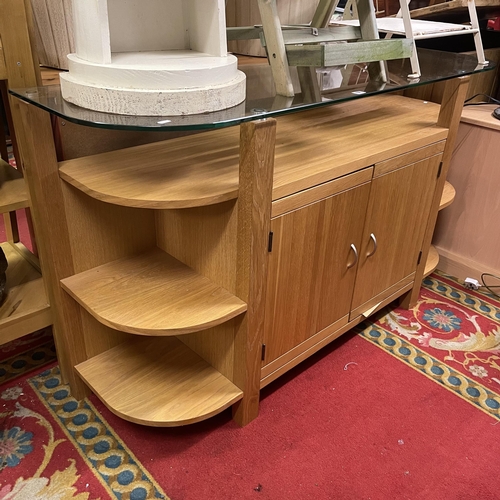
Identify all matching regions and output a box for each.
[463,93,500,121]
[481,273,500,299]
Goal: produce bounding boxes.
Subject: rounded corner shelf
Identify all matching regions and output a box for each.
[75,336,243,426]
[424,245,439,277]
[58,131,240,209]
[60,248,247,336]
[0,159,30,213]
[439,181,456,211]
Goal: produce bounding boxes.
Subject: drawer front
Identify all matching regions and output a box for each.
[374,141,445,178]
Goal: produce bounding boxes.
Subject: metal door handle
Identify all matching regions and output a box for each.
[366,233,378,258]
[347,244,358,269]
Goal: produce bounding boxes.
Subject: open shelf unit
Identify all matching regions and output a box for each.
[424,245,440,278]
[61,248,247,336]
[76,336,243,426]
[0,241,51,344]
[0,159,51,345]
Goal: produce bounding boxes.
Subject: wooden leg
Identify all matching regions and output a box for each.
[257,0,294,97]
[3,212,19,243]
[14,98,89,399]
[401,76,470,309]
[232,118,276,426]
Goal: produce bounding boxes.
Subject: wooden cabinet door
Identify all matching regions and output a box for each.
[263,179,371,366]
[350,154,441,315]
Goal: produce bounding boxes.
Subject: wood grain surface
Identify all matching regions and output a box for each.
[0,159,29,213]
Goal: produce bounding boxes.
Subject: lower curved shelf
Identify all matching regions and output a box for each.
[439,181,456,211]
[75,336,243,427]
[424,245,440,277]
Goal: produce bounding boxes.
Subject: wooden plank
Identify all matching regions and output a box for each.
[410,0,500,22]
[312,0,338,28]
[0,0,41,87]
[0,158,29,213]
[61,248,247,336]
[257,0,294,97]
[373,142,445,177]
[58,95,448,210]
[76,337,243,427]
[286,39,412,66]
[233,118,276,426]
[271,167,372,218]
[13,98,88,398]
[58,132,241,209]
[260,26,362,45]
[402,76,470,308]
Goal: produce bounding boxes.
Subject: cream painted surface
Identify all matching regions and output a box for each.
[71,0,111,64]
[187,0,227,56]
[108,0,187,53]
[66,52,239,90]
[60,71,246,116]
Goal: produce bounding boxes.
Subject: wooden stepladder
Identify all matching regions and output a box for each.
[227,0,412,97]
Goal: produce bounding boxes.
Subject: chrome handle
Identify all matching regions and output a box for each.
[347,244,358,269]
[366,233,378,258]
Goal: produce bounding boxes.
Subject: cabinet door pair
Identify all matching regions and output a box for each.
[263,154,441,367]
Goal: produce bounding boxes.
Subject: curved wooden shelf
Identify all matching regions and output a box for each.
[439,181,456,211]
[424,245,439,277]
[61,248,247,336]
[0,242,51,345]
[75,336,243,427]
[0,159,29,213]
[58,129,241,209]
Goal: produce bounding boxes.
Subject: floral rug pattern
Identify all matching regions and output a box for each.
[2,272,500,498]
[360,271,500,420]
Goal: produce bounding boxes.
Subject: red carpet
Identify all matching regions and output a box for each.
[1,273,500,499]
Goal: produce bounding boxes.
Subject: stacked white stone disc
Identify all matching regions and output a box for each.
[60,0,246,116]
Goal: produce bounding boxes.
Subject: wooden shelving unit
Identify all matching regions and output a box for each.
[0,241,51,344]
[76,336,243,426]
[0,159,29,212]
[0,160,51,345]
[61,248,247,336]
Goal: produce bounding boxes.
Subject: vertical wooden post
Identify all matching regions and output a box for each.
[14,98,89,399]
[356,0,387,82]
[232,118,276,426]
[401,76,470,309]
[257,0,295,97]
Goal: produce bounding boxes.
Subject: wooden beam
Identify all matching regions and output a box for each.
[287,39,412,67]
[402,75,470,308]
[232,118,276,426]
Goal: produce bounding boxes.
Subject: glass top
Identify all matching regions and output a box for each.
[10,48,495,132]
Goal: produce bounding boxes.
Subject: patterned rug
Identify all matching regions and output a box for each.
[1,272,499,499]
[361,271,500,421]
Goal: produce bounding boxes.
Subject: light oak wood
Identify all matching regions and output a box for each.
[233,119,277,426]
[373,141,445,177]
[410,0,500,21]
[58,132,241,208]
[271,168,373,218]
[424,245,440,277]
[351,273,415,319]
[0,158,30,213]
[0,0,41,88]
[59,95,448,209]
[61,248,247,336]
[157,202,239,380]
[0,242,51,345]
[261,315,360,388]
[351,154,442,311]
[460,104,500,132]
[433,111,500,279]
[263,180,371,365]
[439,181,456,211]
[14,99,93,398]
[0,42,6,80]
[404,76,470,308]
[76,336,243,427]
